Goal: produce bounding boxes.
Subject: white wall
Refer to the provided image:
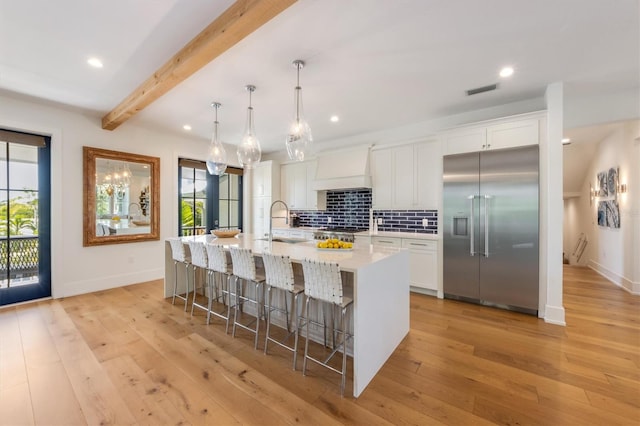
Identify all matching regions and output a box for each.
[0,91,240,298]
[566,120,640,294]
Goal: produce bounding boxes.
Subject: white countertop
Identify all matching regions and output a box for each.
[355,230,440,240]
[179,233,401,273]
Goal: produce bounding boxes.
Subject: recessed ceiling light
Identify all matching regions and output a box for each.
[87,57,103,68]
[499,66,514,78]
[183,124,192,131]
[330,115,339,123]
[562,138,571,144]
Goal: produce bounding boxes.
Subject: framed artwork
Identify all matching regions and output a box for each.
[595,166,620,229]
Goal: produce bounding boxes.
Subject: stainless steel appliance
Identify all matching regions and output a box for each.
[443,145,539,314]
[312,228,362,243]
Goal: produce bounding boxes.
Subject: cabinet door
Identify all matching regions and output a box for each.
[402,239,437,291]
[393,145,416,208]
[252,196,269,238]
[371,148,393,209]
[292,162,307,209]
[280,164,295,208]
[305,160,318,209]
[416,141,441,209]
[371,236,401,248]
[252,163,266,197]
[443,128,486,155]
[486,118,539,150]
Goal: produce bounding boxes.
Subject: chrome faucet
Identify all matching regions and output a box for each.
[128,202,141,219]
[269,200,289,243]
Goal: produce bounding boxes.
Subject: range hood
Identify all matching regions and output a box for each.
[312,146,371,190]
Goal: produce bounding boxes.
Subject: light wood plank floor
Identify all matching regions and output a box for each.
[1,265,638,425]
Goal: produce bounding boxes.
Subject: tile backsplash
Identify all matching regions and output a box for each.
[291,189,438,234]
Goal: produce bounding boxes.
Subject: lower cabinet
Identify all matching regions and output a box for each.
[371,235,438,293]
[402,239,437,292]
[271,228,314,240]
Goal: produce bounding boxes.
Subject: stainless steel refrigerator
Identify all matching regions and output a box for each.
[443,145,539,314]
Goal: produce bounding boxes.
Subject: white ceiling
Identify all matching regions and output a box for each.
[1,0,638,183]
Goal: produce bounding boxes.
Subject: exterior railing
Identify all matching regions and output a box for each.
[181,226,207,237]
[0,236,39,282]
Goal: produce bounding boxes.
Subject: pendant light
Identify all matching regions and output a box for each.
[237,85,261,169]
[286,59,312,161]
[206,102,228,175]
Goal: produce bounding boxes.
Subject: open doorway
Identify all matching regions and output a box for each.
[562,120,639,293]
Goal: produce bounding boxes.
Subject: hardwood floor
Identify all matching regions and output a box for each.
[1,265,638,425]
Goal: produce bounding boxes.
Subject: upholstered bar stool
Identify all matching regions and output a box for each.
[187,241,210,317]
[229,247,266,350]
[168,238,192,311]
[205,243,234,332]
[262,253,304,370]
[299,258,353,396]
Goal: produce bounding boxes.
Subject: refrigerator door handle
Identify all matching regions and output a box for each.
[468,195,475,256]
[484,195,491,257]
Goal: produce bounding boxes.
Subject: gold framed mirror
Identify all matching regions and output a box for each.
[83,146,160,246]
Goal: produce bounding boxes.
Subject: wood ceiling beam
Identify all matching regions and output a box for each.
[102,0,297,131]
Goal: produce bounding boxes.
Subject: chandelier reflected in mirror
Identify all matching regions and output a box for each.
[99,160,131,197]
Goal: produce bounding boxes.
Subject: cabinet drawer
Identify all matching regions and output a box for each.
[372,236,402,248]
[402,239,436,251]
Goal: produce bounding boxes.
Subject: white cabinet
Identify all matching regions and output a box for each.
[443,115,543,155]
[252,160,279,197]
[371,149,393,209]
[251,160,280,237]
[402,239,437,291]
[371,235,439,294]
[371,236,402,249]
[272,228,314,240]
[371,140,440,210]
[354,234,371,247]
[252,196,271,238]
[281,160,326,210]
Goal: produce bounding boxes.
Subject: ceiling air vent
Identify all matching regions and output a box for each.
[466,83,499,96]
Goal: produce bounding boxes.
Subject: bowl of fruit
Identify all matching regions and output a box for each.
[316,238,353,251]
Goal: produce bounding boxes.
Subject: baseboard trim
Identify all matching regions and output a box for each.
[59,268,164,298]
[589,261,639,295]
[544,304,566,326]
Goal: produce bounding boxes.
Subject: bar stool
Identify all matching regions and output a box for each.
[299,258,353,396]
[205,243,234,333]
[229,247,266,350]
[168,238,192,311]
[187,241,209,317]
[262,253,304,370]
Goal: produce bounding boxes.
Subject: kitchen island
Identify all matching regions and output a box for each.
[164,234,409,397]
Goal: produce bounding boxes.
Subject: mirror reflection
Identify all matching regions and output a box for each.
[95,158,151,236]
[83,147,160,246]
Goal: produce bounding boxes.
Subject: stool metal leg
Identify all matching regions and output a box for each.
[340,305,347,396]
[302,296,312,376]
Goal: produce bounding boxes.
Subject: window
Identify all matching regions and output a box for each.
[178,158,242,236]
[0,129,51,305]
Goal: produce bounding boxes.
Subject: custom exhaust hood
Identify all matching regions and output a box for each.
[312,146,371,190]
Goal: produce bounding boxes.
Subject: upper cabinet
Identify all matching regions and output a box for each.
[371,140,440,210]
[442,113,545,156]
[280,160,326,210]
[251,160,280,198]
[251,160,280,237]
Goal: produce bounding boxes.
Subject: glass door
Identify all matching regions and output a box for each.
[0,129,51,306]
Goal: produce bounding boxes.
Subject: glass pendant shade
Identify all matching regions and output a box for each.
[206,102,227,175]
[237,85,261,169]
[286,60,312,161]
[286,87,312,161]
